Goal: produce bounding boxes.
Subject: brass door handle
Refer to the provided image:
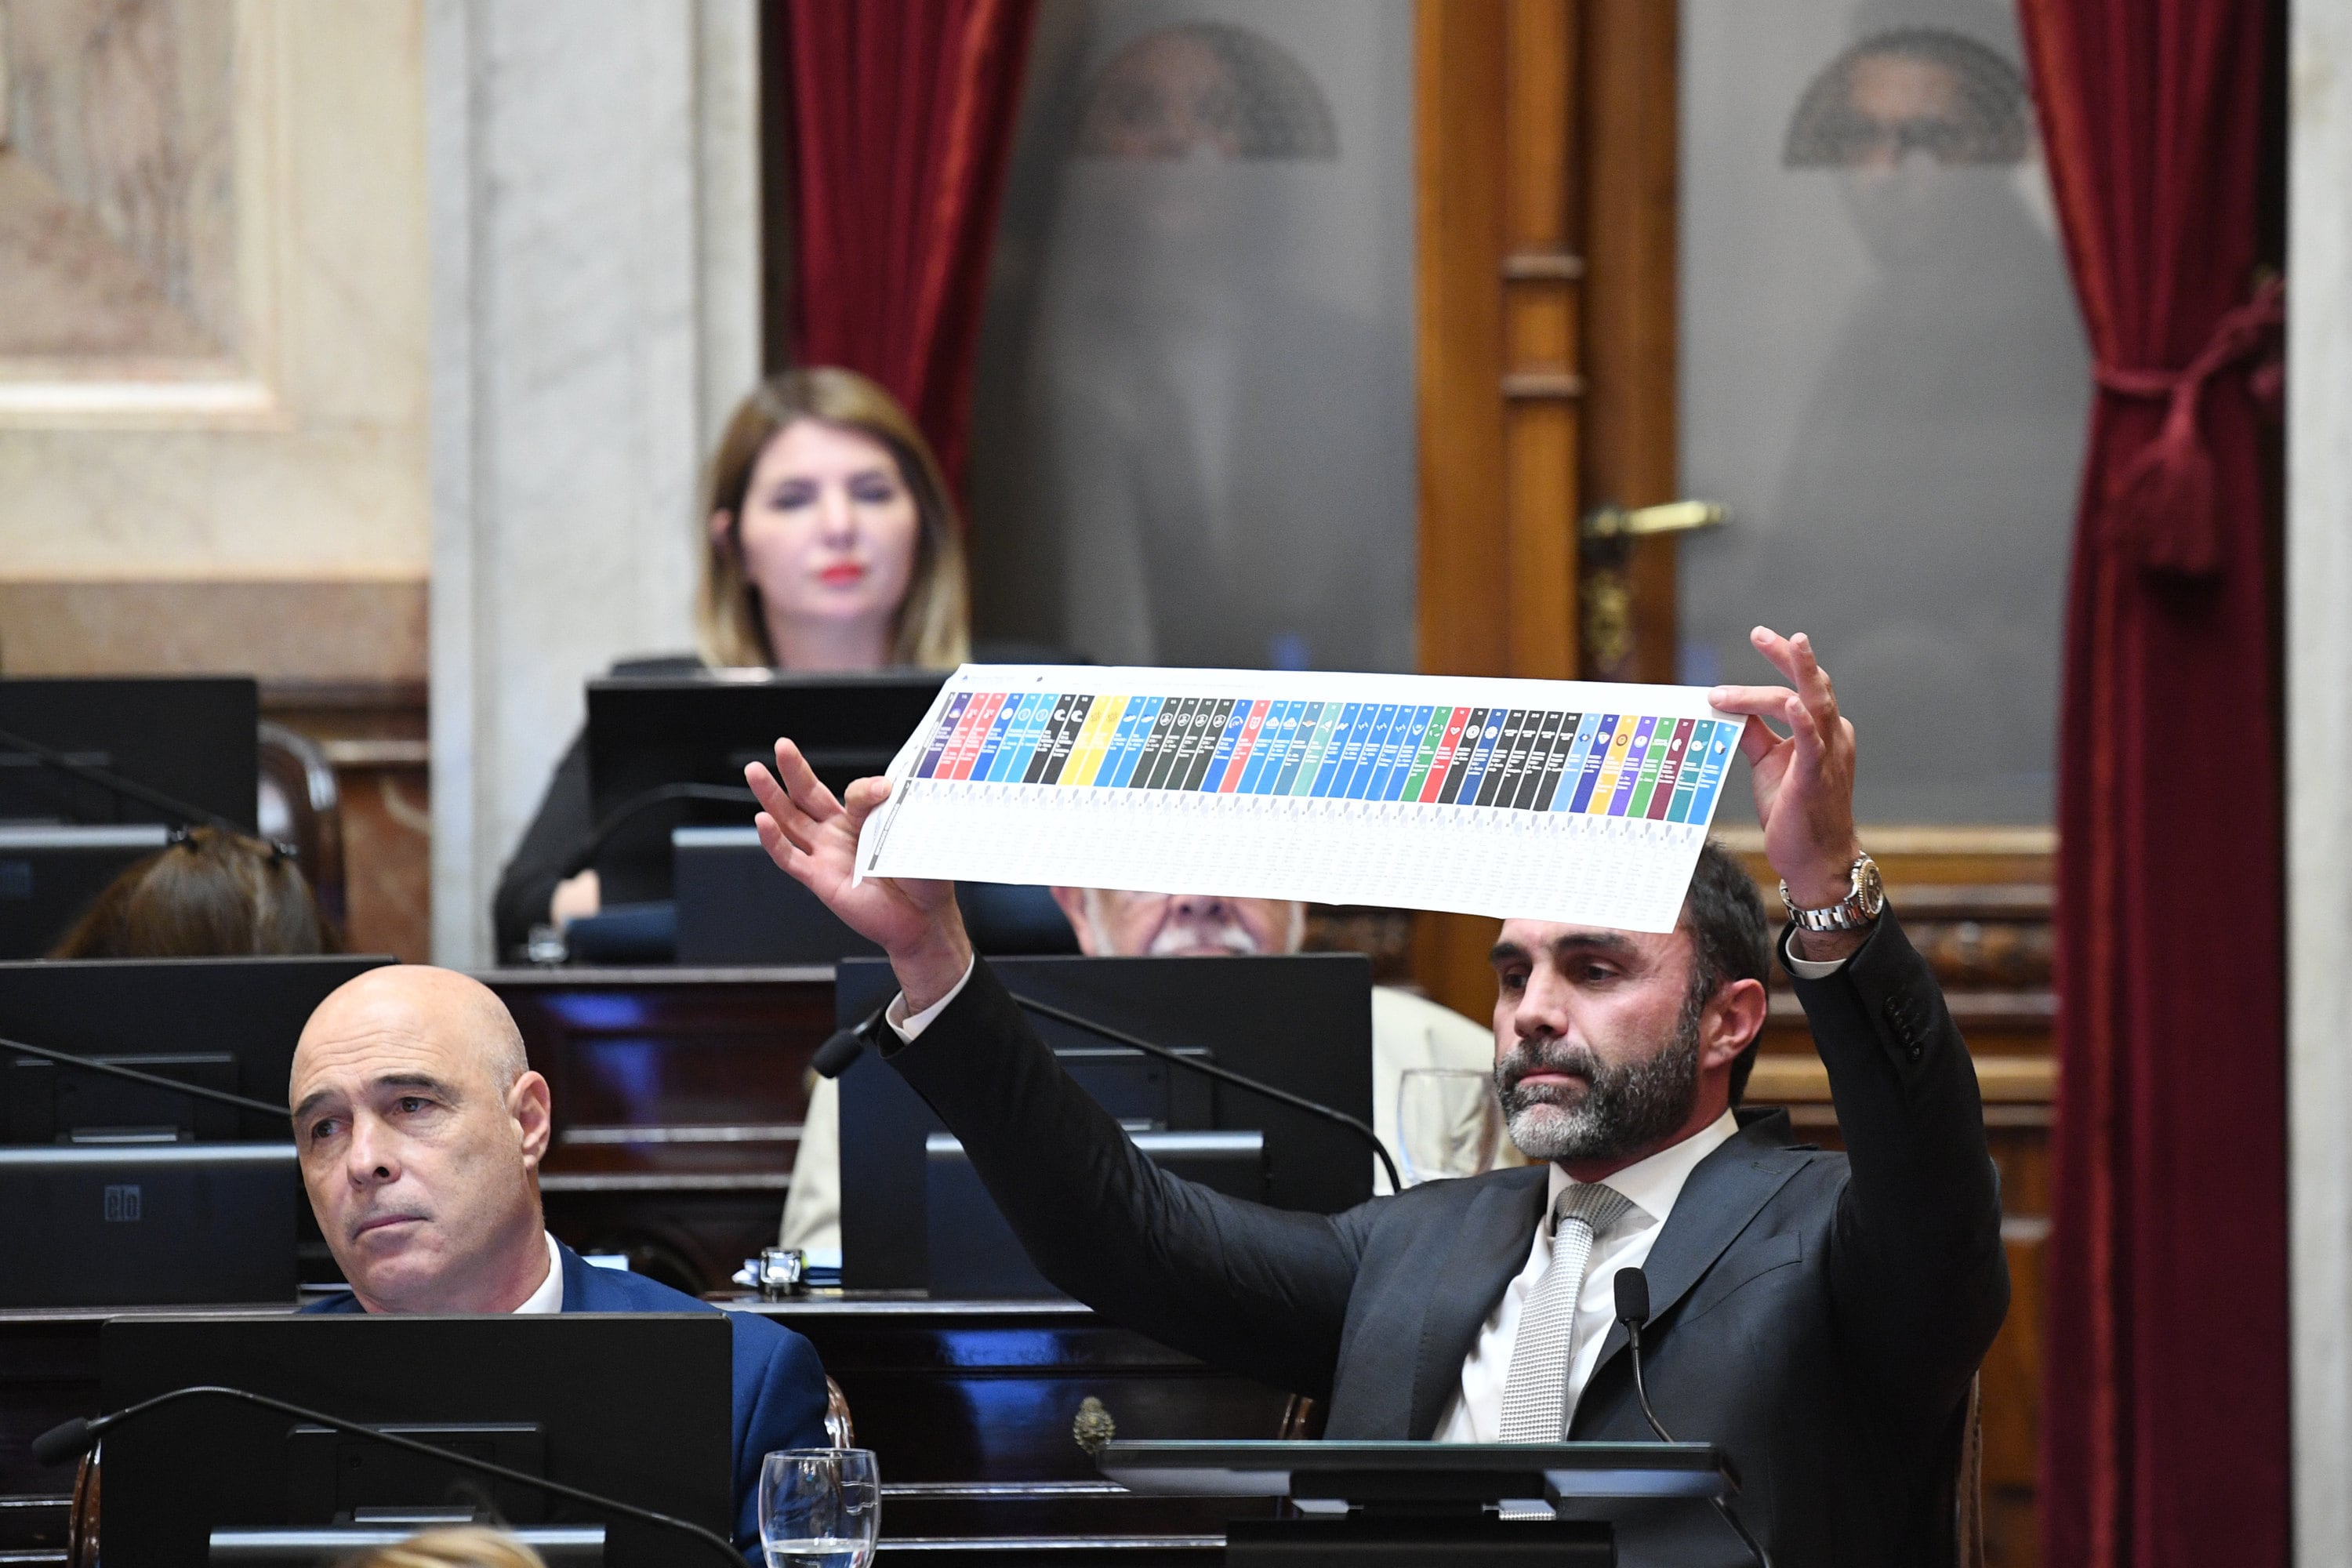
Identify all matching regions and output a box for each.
[1581,500,1729,541]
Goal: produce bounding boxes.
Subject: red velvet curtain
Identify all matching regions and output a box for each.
[780,0,1037,499]
[2019,2,2286,1564]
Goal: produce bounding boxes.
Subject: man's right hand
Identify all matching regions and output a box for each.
[746,739,973,1014]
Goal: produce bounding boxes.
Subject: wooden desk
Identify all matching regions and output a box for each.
[0,1296,1293,1565]
[753,1295,1288,1555]
[485,965,837,1294]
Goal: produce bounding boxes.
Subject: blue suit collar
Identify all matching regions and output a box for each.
[554,1237,599,1312]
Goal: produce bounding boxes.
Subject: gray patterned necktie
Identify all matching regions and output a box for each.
[1497,1181,1635,1441]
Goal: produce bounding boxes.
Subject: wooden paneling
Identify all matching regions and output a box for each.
[1414,0,1584,1020]
[1415,0,1512,684]
[1501,0,1581,681]
[1577,0,1682,682]
[262,681,431,964]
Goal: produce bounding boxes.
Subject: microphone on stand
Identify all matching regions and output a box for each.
[31,1384,742,1566]
[813,985,1403,1195]
[1614,1268,1771,1568]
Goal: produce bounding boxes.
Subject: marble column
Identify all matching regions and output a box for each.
[427,0,761,965]
[2292,1,2352,1558]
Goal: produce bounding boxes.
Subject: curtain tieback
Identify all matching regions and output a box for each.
[2089,274,2284,579]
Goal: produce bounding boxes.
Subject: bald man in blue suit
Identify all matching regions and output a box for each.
[290,966,828,1558]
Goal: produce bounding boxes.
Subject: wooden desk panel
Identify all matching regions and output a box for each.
[485,967,836,1292]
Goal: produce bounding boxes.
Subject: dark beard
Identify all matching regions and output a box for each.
[1494,993,1704,1165]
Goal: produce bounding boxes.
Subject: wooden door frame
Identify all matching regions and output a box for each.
[1412,0,1679,1018]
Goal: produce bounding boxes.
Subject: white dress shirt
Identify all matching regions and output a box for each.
[1431,1108,1737,1441]
[514,1229,564,1314]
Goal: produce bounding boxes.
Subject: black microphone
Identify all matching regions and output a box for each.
[0,1031,291,1121]
[32,1383,741,1566]
[1614,1267,1771,1568]
[1613,1267,1674,1445]
[815,980,1404,1194]
[811,1006,884,1079]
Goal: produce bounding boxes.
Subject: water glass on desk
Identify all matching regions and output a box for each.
[1396,1067,1503,1185]
[759,1447,879,1568]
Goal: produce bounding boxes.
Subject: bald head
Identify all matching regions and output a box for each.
[295,967,528,1101]
[291,965,554,1314]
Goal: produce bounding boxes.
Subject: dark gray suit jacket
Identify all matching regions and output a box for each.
[885,913,2009,1566]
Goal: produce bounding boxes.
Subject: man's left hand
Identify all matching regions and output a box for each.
[1709,627,1868,960]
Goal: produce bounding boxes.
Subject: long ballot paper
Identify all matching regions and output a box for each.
[852,666,1747,934]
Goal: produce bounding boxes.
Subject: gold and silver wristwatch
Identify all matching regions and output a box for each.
[1779,851,1886,931]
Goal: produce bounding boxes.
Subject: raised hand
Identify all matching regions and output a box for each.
[746,739,973,1011]
[1707,627,1864,914]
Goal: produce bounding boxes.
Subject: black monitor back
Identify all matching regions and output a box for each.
[585,671,946,903]
[0,954,391,1142]
[0,1142,299,1306]
[0,676,259,831]
[0,822,170,959]
[837,953,1373,1291]
[101,1314,734,1566]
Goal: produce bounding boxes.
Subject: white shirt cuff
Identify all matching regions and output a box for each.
[1781,927,1858,981]
[886,957,978,1042]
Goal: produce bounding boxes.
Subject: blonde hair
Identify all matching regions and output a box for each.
[333,1526,546,1568]
[696,367,971,670]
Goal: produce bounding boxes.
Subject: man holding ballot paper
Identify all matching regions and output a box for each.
[747,627,2006,1567]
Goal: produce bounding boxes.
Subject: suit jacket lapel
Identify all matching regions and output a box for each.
[1406,1166,1551,1436]
[1581,1112,1806,1393]
[557,1240,594,1311]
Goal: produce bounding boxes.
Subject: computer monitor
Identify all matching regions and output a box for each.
[673,826,1083,965]
[0,954,390,1143]
[583,670,947,905]
[100,1314,735,1566]
[0,676,260,832]
[0,822,169,959]
[0,1142,299,1307]
[837,953,1374,1293]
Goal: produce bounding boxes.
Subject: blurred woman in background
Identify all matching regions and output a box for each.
[492,368,971,959]
[51,826,334,958]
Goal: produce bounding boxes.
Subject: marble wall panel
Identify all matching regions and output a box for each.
[0,0,429,578]
[0,577,425,681]
[0,0,241,360]
[2290,3,2352,1559]
[429,0,760,965]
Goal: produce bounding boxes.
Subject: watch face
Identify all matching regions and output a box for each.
[1856,856,1886,915]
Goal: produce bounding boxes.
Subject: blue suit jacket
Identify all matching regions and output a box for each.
[306,1241,829,1556]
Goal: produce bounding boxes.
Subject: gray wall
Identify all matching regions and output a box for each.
[427,0,760,964]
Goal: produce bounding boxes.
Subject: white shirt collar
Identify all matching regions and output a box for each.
[1544,1107,1740,1229]
[513,1231,564,1314]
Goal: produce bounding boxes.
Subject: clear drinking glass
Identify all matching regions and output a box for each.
[1396,1067,1503,1186]
[758,1447,879,1568]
